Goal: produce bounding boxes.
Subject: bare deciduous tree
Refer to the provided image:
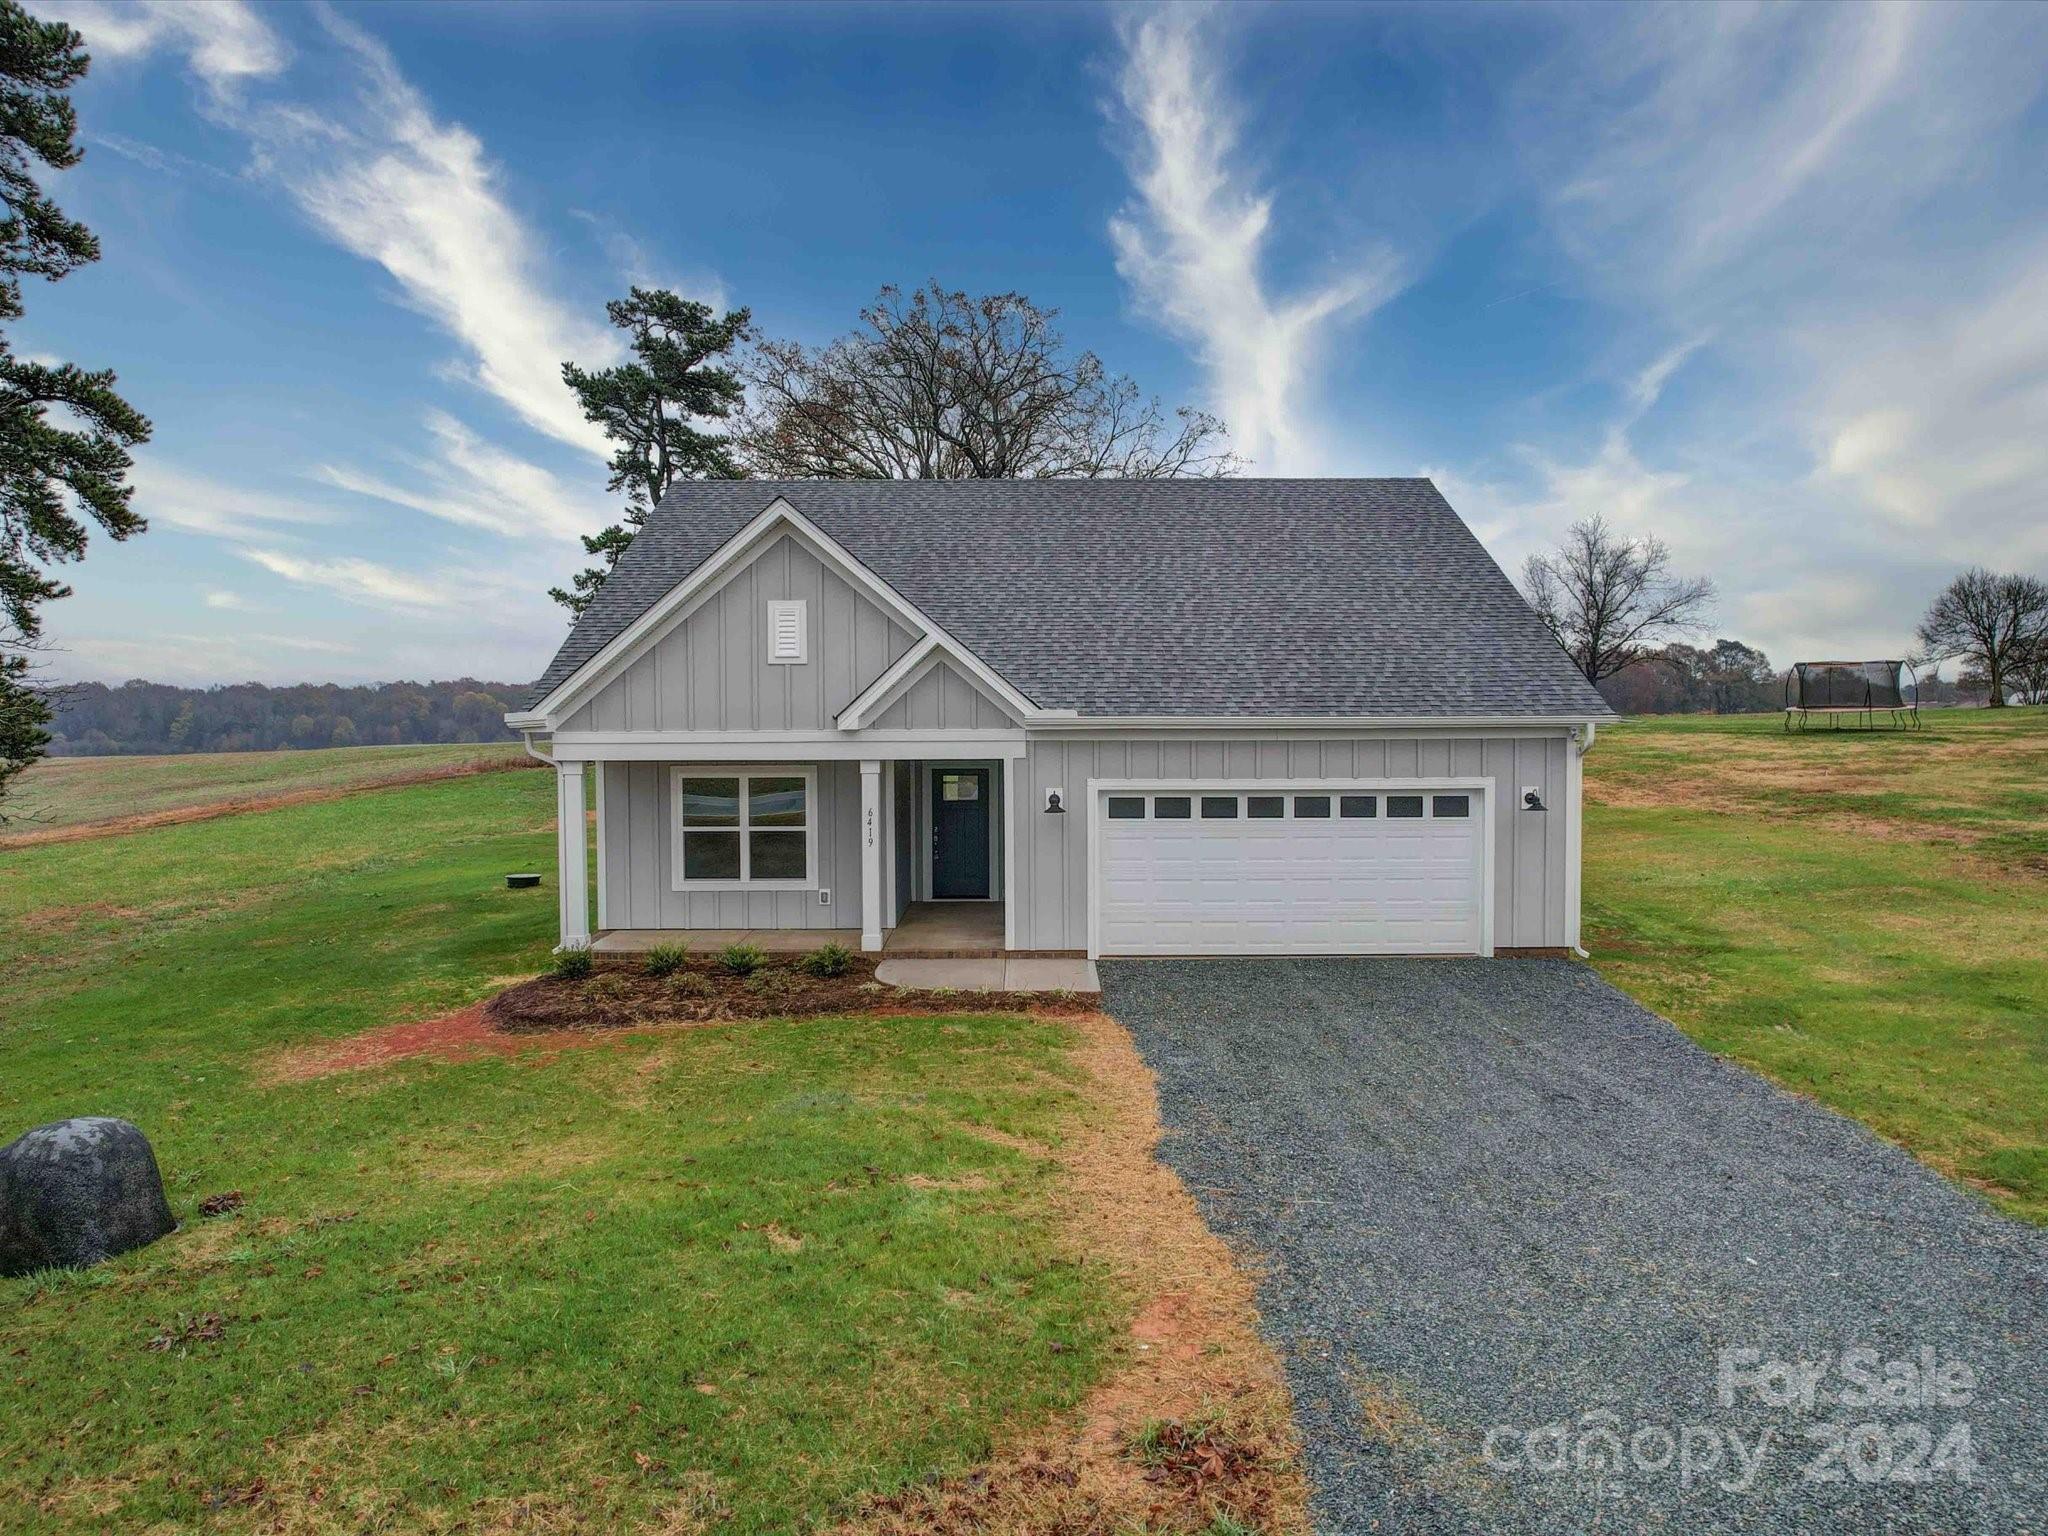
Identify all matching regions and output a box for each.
[736,283,1238,480]
[1521,515,1715,686]
[1914,567,2048,708]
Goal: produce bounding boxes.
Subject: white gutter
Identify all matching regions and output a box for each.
[1035,714,1610,731]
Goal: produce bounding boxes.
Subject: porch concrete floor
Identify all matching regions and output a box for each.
[881,901,1006,957]
[875,957,1101,994]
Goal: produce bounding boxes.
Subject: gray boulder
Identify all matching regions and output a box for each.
[0,1117,177,1277]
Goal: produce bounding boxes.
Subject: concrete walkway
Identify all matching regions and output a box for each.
[876,956,1100,993]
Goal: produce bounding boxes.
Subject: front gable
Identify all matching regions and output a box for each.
[862,654,1026,731]
[560,531,919,733]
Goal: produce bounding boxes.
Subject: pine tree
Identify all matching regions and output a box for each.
[0,2,151,813]
[552,288,749,615]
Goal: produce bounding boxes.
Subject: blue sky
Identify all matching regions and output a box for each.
[22,0,2048,686]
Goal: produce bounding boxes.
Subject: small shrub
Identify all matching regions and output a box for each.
[552,948,593,980]
[588,972,633,1002]
[797,942,853,978]
[719,942,765,977]
[642,942,689,978]
[856,980,885,995]
[665,971,715,999]
[744,968,802,998]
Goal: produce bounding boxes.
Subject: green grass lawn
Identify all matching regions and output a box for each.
[2,742,529,835]
[1584,705,2048,1222]
[0,768,1121,1533]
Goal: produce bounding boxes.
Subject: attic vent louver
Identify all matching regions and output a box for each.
[767,599,807,664]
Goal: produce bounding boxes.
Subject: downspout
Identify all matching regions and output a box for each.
[1568,720,1598,958]
[520,730,554,767]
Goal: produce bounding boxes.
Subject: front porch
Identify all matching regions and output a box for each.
[555,745,1037,958]
[590,901,1006,959]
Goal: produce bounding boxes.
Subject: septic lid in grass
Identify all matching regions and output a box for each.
[505,873,541,889]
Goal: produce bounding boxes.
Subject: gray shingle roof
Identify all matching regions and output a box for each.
[527,479,1614,719]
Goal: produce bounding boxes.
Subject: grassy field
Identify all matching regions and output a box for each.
[1584,705,2048,1222]
[5,706,2042,1526]
[0,766,1141,1534]
[1,742,529,839]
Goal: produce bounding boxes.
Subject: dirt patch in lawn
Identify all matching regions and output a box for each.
[485,955,1094,1033]
[835,1009,1309,1536]
[0,754,536,848]
[264,957,1092,1084]
[262,1003,599,1084]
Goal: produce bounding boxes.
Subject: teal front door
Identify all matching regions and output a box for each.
[931,769,991,899]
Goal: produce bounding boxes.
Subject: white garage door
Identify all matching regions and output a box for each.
[1094,786,1487,957]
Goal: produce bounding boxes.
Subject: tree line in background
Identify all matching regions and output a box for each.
[43,679,530,757]
[1524,515,2048,711]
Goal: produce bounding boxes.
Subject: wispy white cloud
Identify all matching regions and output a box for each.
[43,0,288,100]
[569,208,729,313]
[313,411,601,542]
[237,547,444,612]
[132,461,338,539]
[202,589,247,611]
[1460,1,2048,665]
[1812,245,2048,567]
[47,0,617,461]
[1106,6,1401,474]
[61,631,352,687]
[86,130,238,182]
[261,10,616,456]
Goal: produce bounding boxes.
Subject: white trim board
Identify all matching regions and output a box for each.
[548,730,1026,763]
[1083,776,1496,961]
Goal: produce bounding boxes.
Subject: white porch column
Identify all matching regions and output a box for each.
[859,758,883,952]
[555,762,591,951]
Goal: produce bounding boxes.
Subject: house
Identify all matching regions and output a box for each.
[507,479,1614,961]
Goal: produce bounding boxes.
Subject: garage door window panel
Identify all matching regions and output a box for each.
[1154,796,1192,819]
[1340,795,1377,818]
[1388,795,1425,818]
[1200,796,1240,819]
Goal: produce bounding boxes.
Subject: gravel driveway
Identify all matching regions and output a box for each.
[1100,958,2047,1535]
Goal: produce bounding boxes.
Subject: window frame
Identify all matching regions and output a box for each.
[670,765,818,891]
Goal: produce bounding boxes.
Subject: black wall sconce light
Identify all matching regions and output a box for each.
[1045,788,1067,814]
[1522,787,1547,812]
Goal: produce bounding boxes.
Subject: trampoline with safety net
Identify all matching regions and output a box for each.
[1784,660,1920,731]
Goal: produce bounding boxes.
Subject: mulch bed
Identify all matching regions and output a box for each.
[485,953,1093,1035]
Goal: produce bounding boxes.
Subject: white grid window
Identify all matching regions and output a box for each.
[672,768,815,888]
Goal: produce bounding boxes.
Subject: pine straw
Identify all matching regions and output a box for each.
[485,956,1094,1033]
[834,1010,1310,1536]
